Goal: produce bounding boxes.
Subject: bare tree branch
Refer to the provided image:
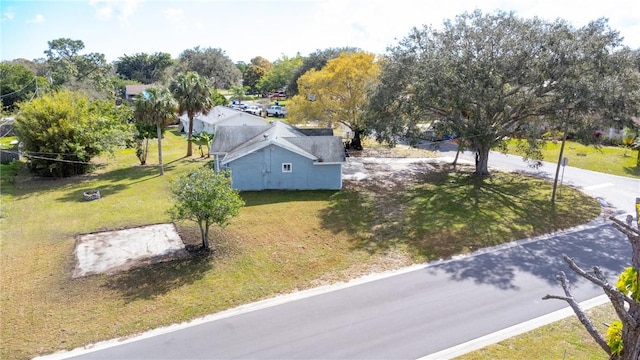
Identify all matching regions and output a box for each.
[563,256,638,328]
[542,271,611,354]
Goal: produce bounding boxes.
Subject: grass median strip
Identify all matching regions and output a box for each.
[456,303,616,359]
[505,139,639,178]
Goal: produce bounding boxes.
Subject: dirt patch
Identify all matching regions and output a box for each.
[72,223,189,278]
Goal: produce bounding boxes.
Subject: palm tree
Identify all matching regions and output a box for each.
[133,86,178,175]
[169,72,213,157]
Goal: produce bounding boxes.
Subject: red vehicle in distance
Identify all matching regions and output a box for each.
[269,91,286,100]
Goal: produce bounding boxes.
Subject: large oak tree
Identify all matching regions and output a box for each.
[177,47,241,89]
[366,11,639,176]
[44,38,111,93]
[115,52,173,84]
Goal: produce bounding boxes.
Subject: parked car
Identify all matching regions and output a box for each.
[269,91,286,100]
[266,105,287,117]
[230,103,247,111]
[244,105,262,116]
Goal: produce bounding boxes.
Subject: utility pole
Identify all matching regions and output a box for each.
[551,108,572,204]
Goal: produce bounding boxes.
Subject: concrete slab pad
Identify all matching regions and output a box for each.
[72,223,188,278]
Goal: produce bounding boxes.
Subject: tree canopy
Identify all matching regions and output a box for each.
[44,38,111,93]
[243,56,273,94]
[287,47,361,95]
[15,90,132,177]
[366,10,640,176]
[169,167,244,250]
[177,46,241,89]
[133,86,177,175]
[0,63,39,111]
[170,71,213,157]
[114,52,173,84]
[288,51,380,149]
[256,54,302,95]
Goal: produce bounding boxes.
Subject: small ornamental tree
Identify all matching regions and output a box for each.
[190,132,214,158]
[169,167,244,250]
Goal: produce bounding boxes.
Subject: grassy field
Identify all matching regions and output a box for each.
[505,139,639,178]
[0,130,602,359]
[457,304,616,359]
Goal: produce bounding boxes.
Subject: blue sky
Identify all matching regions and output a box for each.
[1,0,639,64]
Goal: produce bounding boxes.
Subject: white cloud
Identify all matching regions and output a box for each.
[27,14,44,24]
[89,0,144,23]
[163,7,183,22]
[1,8,15,22]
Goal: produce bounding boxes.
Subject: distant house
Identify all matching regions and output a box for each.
[124,84,153,101]
[178,106,268,135]
[210,121,345,190]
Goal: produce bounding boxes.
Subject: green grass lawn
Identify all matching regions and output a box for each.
[505,139,639,178]
[0,130,602,359]
[457,304,615,359]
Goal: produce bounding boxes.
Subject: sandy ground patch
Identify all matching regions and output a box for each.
[72,223,188,278]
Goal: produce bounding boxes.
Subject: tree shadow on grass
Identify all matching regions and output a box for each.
[319,166,610,290]
[101,224,238,303]
[101,253,213,303]
[55,165,161,202]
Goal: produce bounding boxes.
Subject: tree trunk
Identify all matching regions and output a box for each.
[186,116,194,157]
[474,147,490,176]
[551,120,570,204]
[143,137,149,165]
[351,129,364,150]
[452,145,461,168]
[156,124,164,176]
[198,221,209,250]
[622,306,640,360]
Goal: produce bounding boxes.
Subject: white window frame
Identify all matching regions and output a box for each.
[282,163,292,172]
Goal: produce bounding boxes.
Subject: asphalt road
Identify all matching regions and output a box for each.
[43,145,638,360]
[52,224,630,360]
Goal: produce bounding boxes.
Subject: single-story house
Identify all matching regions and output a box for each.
[124,84,154,101]
[178,106,268,135]
[210,121,345,190]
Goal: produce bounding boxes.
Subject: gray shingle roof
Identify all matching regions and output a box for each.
[284,136,344,163]
[210,121,345,165]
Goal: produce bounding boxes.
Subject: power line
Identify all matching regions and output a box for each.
[21,152,95,165]
[0,76,37,99]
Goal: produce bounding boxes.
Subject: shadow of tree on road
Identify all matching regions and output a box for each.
[424,224,630,291]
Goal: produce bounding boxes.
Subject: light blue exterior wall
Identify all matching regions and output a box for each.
[227,145,342,190]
